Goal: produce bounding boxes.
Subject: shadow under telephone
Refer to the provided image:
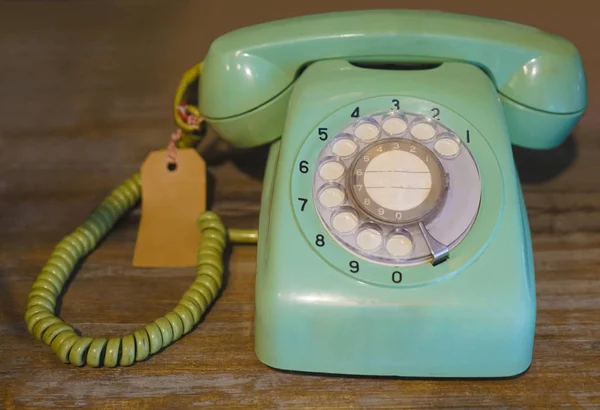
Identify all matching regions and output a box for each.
[25,9,587,378]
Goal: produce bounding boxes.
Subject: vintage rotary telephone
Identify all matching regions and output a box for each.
[26,10,587,377]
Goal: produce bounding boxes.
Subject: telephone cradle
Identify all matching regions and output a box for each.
[25,10,586,377]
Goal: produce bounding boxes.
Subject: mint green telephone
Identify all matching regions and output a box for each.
[26,10,586,378]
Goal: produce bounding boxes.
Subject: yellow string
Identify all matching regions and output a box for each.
[174,62,204,133]
[173,61,259,243]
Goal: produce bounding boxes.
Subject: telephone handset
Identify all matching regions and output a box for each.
[25,10,586,378]
[199,9,586,149]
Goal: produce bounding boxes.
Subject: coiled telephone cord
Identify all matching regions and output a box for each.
[25,61,258,367]
[24,170,230,367]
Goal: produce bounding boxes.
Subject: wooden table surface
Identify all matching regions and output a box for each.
[1,1,599,408]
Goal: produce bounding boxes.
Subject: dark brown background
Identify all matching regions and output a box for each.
[1,1,598,408]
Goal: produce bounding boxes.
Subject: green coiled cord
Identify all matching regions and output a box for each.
[24,169,234,367]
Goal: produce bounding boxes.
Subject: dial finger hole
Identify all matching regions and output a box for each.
[318,184,345,208]
[331,208,359,234]
[356,224,383,251]
[410,122,436,141]
[382,115,408,136]
[354,118,380,142]
[434,137,460,158]
[386,232,414,257]
[318,158,345,181]
[331,135,358,157]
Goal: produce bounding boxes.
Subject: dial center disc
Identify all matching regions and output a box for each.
[365,150,431,210]
[350,139,446,224]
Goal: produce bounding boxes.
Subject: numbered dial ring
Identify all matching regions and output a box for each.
[350,139,447,224]
[312,108,480,267]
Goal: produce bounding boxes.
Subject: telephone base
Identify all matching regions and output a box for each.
[253,138,535,379]
[254,145,535,378]
[254,272,535,378]
[254,249,535,379]
[253,61,537,378]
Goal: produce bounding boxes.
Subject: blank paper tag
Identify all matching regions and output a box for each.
[133,148,206,267]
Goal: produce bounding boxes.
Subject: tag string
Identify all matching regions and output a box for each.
[167,104,204,169]
[166,129,182,169]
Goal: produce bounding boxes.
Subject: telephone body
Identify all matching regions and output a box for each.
[198,10,586,378]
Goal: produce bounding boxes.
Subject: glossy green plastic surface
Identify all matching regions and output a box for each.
[201,10,586,148]
[254,60,535,377]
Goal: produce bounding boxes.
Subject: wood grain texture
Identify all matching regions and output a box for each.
[1,1,599,408]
